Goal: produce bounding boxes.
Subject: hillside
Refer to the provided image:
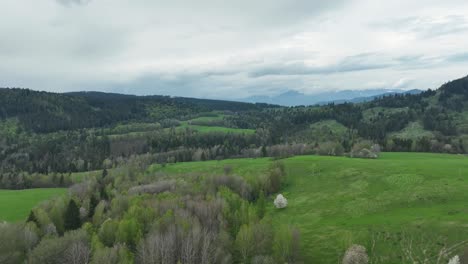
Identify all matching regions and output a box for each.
[1,75,468,177]
[151,153,468,263]
[0,88,273,133]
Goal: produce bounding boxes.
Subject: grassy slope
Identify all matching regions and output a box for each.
[152,153,468,263]
[107,114,255,139]
[178,114,255,134]
[0,188,67,222]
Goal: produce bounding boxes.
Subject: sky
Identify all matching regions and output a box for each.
[1,0,468,99]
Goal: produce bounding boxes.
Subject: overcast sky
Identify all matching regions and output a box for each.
[1,0,468,99]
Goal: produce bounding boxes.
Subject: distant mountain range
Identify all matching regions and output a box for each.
[242,89,424,106]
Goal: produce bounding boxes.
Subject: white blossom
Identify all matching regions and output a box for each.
[274,194,288,209]
[448,255,460,264]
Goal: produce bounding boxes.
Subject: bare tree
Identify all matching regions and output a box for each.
[65,241,91,264]
[200,229,216,264]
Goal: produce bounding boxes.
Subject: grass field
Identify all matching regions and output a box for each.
[0,188,67,222]
[106,114,255,139]
[151,153,468,263]
[177,124,255,134]
[179,114,255,134]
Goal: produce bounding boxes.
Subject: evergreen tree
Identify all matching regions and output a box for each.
[89,195,98,218]
[261,146,268,157]
[59,174,64,186]
[26,210,39,226]
[102,168,108,178]
[64,199,81,231]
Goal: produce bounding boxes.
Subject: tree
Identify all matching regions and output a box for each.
[99,219,119,247]
[342,244,369,264]
[28,229,89,264]
[274,194,287,209]
[236,224,255,263]
[0,223,28,264]
[64,199,81,231]
[261,146,267,157]
[88,195,98,218]
[257,191,266,219]
[65,241,91,264]
[91,244,132,264]
[116,218,142,250]
[26,210,39,226]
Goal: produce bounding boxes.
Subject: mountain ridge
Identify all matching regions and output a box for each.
[242,88,424,106]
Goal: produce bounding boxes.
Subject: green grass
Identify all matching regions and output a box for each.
[0,188,67,222]
[187,115,224,123]
[150,153,468,263]
[178,124,255,134]
[106,113,254,138]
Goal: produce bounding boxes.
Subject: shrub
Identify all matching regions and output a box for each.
[350,141,380,159]
[210,175,252,200]
[342,244,369,264]
[274,194,287,209]
[316,141,345,156]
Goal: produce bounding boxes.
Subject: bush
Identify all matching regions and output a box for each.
[210,175,252,200]
[316,141,345,156]
[350,141,380,159]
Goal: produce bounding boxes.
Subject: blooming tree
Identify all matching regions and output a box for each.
[274,194,288,209]
[448,255,460,264]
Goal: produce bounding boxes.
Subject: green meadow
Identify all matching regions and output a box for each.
[0,188,67,222]
[152,152,468,263]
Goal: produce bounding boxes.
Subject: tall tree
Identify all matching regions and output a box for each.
[64,200,81,231]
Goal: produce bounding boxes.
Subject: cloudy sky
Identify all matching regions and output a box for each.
[1,0,468,99]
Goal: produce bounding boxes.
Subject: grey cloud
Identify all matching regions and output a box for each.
[446,52,468,63]
[249,53,393,77]
[374,15,468,38]
[1,0,468,99]
[56,0,92,6]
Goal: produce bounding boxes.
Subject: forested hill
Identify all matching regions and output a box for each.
[1,75,468,176]
[0,89,275,133]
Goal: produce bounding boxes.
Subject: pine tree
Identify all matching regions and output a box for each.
[26,210,39,226]
[102,168,108,178]
[64,199,81,230]
[59,174,65,186]
[261,146,267,157]
[89,195,98,218]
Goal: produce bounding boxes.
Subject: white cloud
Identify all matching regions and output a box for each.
[0,0,468,98]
